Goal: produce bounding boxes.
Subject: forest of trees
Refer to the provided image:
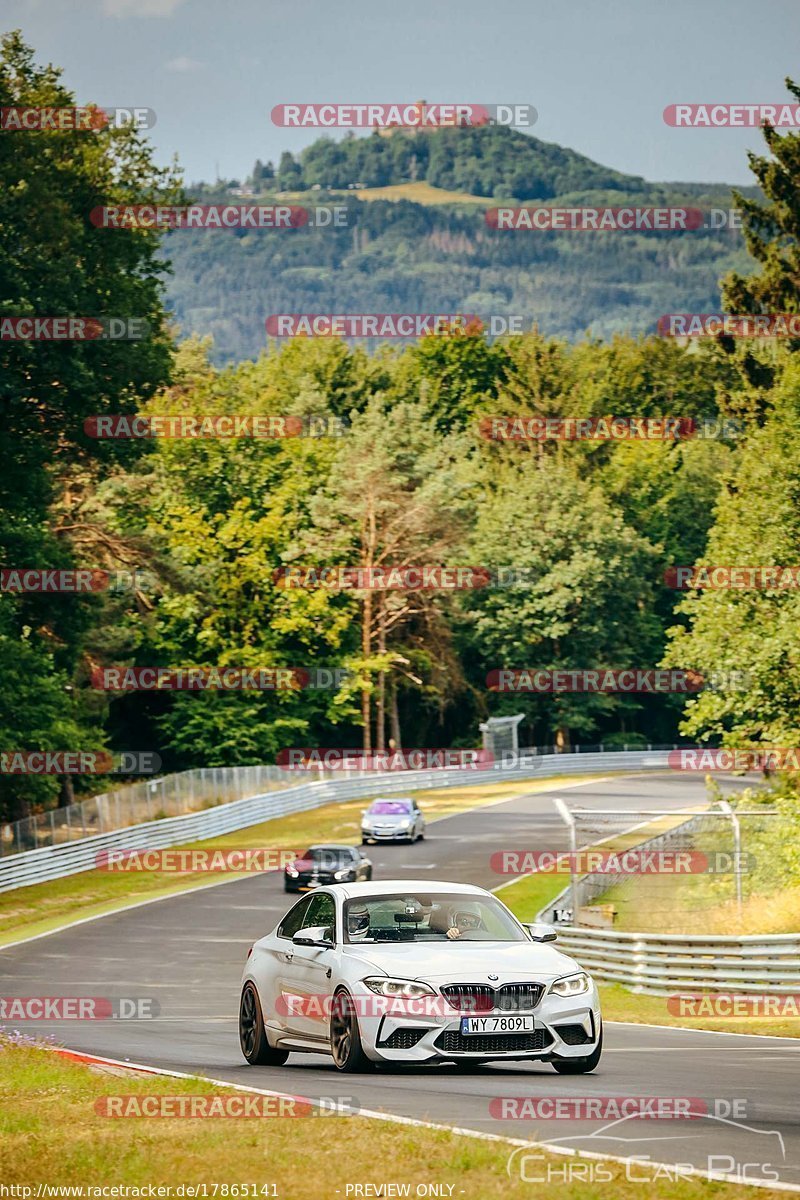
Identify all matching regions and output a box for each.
[3,32,800,823]
[260,125,650,198]
[172,128,757,363]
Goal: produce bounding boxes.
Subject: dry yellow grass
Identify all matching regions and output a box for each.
[339,180,489,205]
[0,1040,786,1199]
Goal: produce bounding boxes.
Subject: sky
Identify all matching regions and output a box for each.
[5,0,800,186]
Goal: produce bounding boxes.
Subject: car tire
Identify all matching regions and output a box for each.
[551,1027,602,1074]
[366,867,373,880]
[239,983,289,1066]
[330,989,372,1072]
[417,829,425,841]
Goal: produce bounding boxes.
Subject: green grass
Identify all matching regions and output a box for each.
[602,853,800,936]
[499,811,800,1039]
[497,810,703,922]
[598,983,800,1038]
[276,181,490,205]
[0,1037,782,1198]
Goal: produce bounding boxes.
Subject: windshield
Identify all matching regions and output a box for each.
[369,801,412,815]
[343,892,526,944]
[296,848,350,867]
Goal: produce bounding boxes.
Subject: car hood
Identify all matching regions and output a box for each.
[348,940,580,982]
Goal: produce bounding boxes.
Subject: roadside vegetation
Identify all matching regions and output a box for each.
[0,1035,785,1200]
[6,34,800,837]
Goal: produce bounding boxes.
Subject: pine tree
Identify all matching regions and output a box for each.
[722,78,800,315]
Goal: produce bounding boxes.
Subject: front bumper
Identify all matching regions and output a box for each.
[362,827,414,841]
[356,986,601,1063]
[285,873,352,891]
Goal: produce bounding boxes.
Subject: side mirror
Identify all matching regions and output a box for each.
[526,922,557,943]
[292,926,334,949]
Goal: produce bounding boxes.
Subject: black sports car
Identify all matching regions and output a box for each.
[284,843,373,893]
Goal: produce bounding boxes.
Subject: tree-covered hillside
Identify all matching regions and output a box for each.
[260,125,650,199]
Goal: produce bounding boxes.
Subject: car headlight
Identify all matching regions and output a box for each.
[333,868,350,880]
[361,819,373,828]
[285,867,298,877]
[363,977,436,999]
[549,972,590,997]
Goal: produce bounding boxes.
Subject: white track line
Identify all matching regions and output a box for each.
[5,774,795,1044]
[0,774,618,951]
[49,1045,800,1193]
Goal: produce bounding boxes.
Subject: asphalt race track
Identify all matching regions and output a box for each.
[3,774,799,1188]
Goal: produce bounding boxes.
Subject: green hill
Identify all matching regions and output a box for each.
[262,124,650,200]
[166,127,757,363]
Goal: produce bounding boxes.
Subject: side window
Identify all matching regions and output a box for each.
[303,892,337,940]
[277,896,313,940]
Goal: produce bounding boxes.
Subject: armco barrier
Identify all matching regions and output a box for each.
[550,926,800,995]
[0,749,667,892]
[536,809,794,995]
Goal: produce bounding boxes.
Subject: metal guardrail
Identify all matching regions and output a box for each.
[0,743,681,857]
[537,803,792,994]
[0,764,295,856]
[0,749,667,892]
[552,926,800,995]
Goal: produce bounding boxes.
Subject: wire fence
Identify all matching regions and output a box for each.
[0,742,686,857]
[544,802,781,933]
[0,765,294,856]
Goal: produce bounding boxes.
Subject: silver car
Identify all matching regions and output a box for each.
[361,797,425,844]
[239,880,602,1073]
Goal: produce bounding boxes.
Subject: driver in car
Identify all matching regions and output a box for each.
[347,902,371,941]
[428,904,482,939]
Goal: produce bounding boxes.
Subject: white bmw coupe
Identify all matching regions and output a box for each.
[239,880,602,1072]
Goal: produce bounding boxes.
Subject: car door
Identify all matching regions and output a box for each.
[265,894,314,1036]
[283,891,338,1042]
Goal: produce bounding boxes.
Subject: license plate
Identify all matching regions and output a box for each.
[460,1015,535,1035]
